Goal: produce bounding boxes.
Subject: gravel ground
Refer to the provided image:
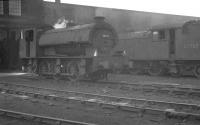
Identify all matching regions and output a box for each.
[0,73,200,125]
[0,74,200,105]
[108,74,200,88]
[1,73,200,88]
[0,117,43,125]
[1,93,195,125]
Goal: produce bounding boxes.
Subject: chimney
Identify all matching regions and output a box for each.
[94,16,105,23]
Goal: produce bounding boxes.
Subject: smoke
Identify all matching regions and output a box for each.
[53,17,69,29]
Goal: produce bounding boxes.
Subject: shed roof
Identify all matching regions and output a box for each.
[151,20,200,30]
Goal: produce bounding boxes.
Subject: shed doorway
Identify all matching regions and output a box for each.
[0,29,20,71]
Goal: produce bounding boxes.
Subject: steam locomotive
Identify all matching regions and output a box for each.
[20,17,200,79]
[20,17,119,80]
[116,20,200,78]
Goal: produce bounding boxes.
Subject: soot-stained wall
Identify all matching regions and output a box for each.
[44,2,199,32]
[95,8,199,32]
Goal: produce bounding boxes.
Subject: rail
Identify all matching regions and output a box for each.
[0,108,97,125]
[0,82,200,121]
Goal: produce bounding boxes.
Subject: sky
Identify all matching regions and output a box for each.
[44,0,200,17]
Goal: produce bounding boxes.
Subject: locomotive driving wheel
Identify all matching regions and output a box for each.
[170,66,181,77]
[147,62,163,76]
[129,68,142,75]
[38,62,48,75]
[32,63,37,73]
[68,62,80,81]
[193,65,200,78]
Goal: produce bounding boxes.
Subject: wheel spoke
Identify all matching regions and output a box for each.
[147,63,164,76]
[68,62,79,81]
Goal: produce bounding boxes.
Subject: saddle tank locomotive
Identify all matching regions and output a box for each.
[20,17,118,80]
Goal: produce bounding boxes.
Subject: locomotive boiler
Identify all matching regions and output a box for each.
[20,17,118,80]
[116,20,200,78]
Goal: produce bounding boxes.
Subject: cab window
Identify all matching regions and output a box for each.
[153,30,166,41]
[158,30,166,39]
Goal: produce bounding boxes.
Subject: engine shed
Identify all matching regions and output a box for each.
[0,0,45,71]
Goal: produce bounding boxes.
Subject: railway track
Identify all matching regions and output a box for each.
[5,74,200,99]
[0,108,97,125]
[81,80,200,99]
[0,82,200,121]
